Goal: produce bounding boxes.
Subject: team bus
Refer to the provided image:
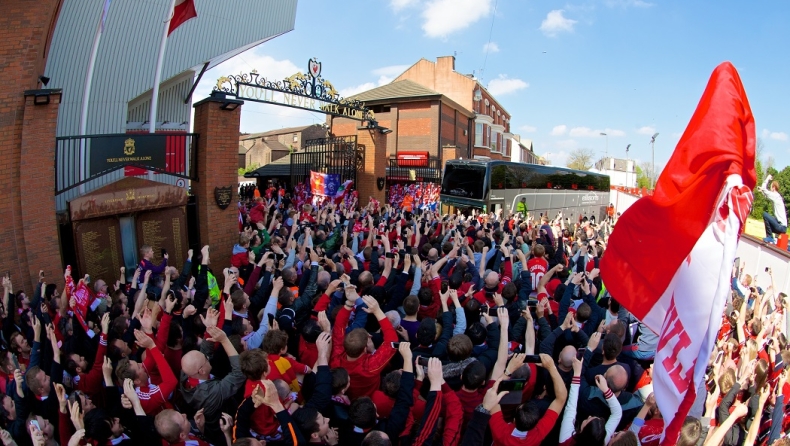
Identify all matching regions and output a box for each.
[440,159,611,220]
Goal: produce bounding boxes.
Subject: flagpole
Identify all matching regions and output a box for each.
[78,1,110,190]
[149,0,177,134]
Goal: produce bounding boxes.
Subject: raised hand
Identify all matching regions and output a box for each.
[133,329,155,350]
[537,353,556,370]
[32,315,41,342]
[588,331,601,351]
[506,353,526,376]
[102,357,114,384]
[261,379,285,411]
[165,294,177,313]
[194,408,206,433]
[140,308,153,333]
[219,413,234,435]
[497,307,509,331]
[100,313,110,334]
[55,383,68,414]
[561,312,574,331]
[426,357,444,388]
[571,355,583,375]
[67,429,86,446]
[595,375,609,393]
[315,332,332,360]
[360,295,381,315]
[205,325,228,343]
[68,399,84,430]
[317,311,331,333]
[200,308,220,328]
[482,376,508,411]
[182,304,197,319]
[251,385,266,408]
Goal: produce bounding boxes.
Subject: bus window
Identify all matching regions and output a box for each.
[490,165,508,190]
[442,163,486,200]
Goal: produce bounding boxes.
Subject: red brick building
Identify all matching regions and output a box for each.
[394,56,512,161]
[329,80,474,164]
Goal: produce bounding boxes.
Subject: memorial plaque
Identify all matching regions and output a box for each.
[70,177,188,221]
[135,207,188,272]
[74,218,123,287]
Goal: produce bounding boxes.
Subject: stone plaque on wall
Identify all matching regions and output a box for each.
[135,207,188,272]
[74,218,123,287]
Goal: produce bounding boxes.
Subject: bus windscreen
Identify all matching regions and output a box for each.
[441,163,486,200]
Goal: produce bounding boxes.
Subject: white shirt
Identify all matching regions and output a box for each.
[759,178,787,226]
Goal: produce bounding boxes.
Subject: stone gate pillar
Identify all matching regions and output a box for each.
[356,128,388,205]
[192,93,243,270]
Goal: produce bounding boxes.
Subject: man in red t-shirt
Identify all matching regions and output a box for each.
[527,245,548,299]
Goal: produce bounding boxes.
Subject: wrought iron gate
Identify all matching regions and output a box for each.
[291,136,361,186]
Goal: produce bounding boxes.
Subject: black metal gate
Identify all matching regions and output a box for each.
[291,136,361,186]
[385,156,443,185]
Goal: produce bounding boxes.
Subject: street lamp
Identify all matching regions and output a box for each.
[625,143,631,188]
[600,132,608,159]
[650,133,659,189]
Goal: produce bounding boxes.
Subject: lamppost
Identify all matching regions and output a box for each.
[600,132,608,159]
[625,144,631,188]
[650,133,659,189]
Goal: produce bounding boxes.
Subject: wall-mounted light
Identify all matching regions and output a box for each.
[220,100,241,111]
[379,128,393,135]
[34,93,50,105]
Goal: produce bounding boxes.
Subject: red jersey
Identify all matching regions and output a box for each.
[527,258,548,297]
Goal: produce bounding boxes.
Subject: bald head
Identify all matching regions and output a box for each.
[559,345,577,370]
[428,248,438,262]
[181,350,211,379]
[605,364,628,394]
[317,271,331,290]
[485,271,499,289]
[282,267,297,285]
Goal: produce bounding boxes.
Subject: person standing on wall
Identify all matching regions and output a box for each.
[758,174,787,244]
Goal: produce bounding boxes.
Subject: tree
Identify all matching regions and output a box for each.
[636,161,661,189]
[566,148,594,171]
[635,165,650,189]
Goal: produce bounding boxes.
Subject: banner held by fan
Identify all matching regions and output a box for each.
[600,61,756,446]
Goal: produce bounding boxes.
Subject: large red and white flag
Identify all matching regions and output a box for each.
[600,62,756,445]
[167,0,197,36]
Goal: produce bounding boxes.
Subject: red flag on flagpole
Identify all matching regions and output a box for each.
[167,0,197,36]
[600,62,755,445]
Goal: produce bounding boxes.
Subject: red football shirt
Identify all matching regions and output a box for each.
[527,258,548,297]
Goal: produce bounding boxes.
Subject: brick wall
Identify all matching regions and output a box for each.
[355,129,387,205]
[398,101,439,156]
[192,98,243,271]
[0,0,62,294]
[20,91,63,291]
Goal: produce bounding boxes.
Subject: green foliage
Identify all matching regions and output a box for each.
[750,161,790,223]
[635,165,650,189]
[238,163,260,176]
[750,158,770,219]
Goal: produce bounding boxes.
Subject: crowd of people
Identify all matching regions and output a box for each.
[1,183,788,446]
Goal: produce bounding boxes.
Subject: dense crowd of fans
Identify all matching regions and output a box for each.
[1,184,788,446]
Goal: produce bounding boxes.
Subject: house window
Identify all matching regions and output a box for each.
[293,135,298,143]
[475,123,483,146]
[487,126,491,148]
